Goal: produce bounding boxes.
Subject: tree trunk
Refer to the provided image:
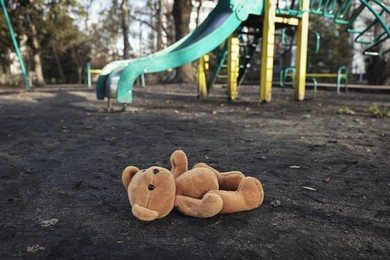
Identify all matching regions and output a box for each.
[172,0,194,83]
[30,21,46,87]
[366,55,389,85]
[51,44,65,83]
[70,48,83,84]
[147,0,156,52]
[156,0,163,51]
[121,0,131,59]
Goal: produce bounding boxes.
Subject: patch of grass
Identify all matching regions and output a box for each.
[335,107,355,115]
[367,105,390,117]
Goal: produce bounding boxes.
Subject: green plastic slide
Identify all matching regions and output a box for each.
[97,0,263,103]
[97,0,390,104]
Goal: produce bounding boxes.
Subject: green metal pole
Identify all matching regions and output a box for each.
[1,0,31,91]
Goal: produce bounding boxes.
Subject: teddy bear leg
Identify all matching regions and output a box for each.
[218,171,245,191]
[208,177,264,214]
[175,193,223,218]
[193,163,244,190]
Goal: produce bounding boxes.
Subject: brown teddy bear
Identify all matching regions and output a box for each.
[122,150,264,221]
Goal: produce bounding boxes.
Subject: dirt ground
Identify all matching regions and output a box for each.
[0,83,389,259]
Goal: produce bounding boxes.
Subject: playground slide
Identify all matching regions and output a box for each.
[96,0,263,103]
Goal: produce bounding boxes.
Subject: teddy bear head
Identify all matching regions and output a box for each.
[122,166,176,221]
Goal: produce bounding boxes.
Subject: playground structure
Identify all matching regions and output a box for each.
[0,0,30,91]
[96,0,390,104]
[83,63,101,88]
[280,65,349,97]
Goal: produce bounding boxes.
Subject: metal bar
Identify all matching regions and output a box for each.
[305,73,346,77]
[294,0,310,101]
[86,63,91,88]
[334,0,353,24]
[89,69,102,73]
[1,0,31,91]
[336,66,348,94]
[275,16,300,26]
[198,55,209,98]
[260,0,277,102]
[227,33,239,100]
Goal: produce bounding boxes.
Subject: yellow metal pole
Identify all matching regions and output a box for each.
[227,33,240,100]
[198,55,209,98]
[260,0,276,102]
[294,0,310,101]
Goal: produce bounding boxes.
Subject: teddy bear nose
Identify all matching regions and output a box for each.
[148,184,154,190]
[153,168,159,174]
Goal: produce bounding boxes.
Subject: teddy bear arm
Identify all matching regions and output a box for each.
[170,150,188,179]
[132,204,160,221]
[175,194,223,218]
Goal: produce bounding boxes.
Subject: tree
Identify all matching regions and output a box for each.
[14,0,47,87]
[365,54,389,85]
[0,2,21,85]
[121,0,132,59]
[363,19,390,85]
[0,0,92,85]
[308,15,353,75]
[41,0,91,83]
[172,0,194,83]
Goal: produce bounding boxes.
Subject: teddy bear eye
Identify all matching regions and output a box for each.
[148,184,154,190]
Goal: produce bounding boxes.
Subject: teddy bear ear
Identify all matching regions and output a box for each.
[122,166,140,189]
[132,204,160,221]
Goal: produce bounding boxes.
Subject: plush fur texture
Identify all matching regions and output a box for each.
[122,150,264,221]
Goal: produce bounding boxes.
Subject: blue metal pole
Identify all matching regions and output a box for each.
[1,0,31,91]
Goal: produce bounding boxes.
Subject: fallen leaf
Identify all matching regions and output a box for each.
[289,165,302,169]
[270,199,281,207]
[40,218,59,227]
[27,244,45,253]
[323,177,331,182]
[302,186,317,191]
[116,241,124,244]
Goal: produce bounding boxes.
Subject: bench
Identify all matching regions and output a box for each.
[280,66,348,97]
